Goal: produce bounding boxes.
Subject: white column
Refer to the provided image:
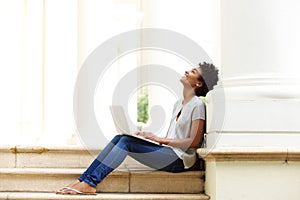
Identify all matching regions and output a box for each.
[207,0,300,148]
[42,0,78,145]
[204,1,300,200]
[0,1,24,145]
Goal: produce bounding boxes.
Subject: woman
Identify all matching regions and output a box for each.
[57,62,219,195]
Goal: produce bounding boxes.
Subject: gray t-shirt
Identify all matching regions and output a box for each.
[166,96,205,168]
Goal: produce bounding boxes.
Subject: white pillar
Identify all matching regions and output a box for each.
[204,1,300,200]
[207,0,300,148]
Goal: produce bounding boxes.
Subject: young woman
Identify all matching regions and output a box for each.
[57,62,219,195]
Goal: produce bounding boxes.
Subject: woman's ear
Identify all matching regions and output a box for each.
[196,81,203,88]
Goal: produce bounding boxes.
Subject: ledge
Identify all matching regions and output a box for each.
[0,192,210,200]
[197,147,300,162]
[0,145,100,154]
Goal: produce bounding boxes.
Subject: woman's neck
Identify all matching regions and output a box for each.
[182,87,196,105]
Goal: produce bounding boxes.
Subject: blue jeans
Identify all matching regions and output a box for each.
[78,135,184,188]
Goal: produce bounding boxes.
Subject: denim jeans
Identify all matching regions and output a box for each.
[78,135,184,188]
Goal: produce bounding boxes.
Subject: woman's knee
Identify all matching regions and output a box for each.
[110,134,123,144]
[116,135,137,150]
[118,135,135,144]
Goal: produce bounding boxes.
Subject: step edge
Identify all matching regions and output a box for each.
[0,168,204,176]
[0,192,210,200]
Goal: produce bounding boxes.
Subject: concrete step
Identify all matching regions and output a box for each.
[0,146,96,168]
[1,145,203,170]
[0,145,205,170]
[0,146,205,194]
[0,168,205,194]
[0,192,210,200]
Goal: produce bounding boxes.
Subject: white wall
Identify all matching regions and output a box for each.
[0,0,220,146]
[213,161,300,200]
[140,0,220,136]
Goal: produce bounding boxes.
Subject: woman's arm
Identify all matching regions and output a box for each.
[136,119,205,149]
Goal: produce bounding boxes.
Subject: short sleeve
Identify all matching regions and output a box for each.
[191,99,206,121]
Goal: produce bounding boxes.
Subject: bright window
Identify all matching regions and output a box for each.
[0,0,218,147]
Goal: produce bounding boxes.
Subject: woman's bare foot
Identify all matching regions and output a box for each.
[56,180,80,194]
[60,181,96,195]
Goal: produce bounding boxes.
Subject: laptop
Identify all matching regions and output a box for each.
[109,105,162,146]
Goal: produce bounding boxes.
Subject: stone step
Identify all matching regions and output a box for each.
[0,192,210,200]
[0,146,97,168]
[0,168,205,194]
[0,145,205,170]
[0,146,205,194]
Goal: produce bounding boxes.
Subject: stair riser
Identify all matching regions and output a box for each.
[0,149,140,169]
[0,173,129,193]
[16,152,94,168]
[0,151,15,168]
[130,173,204,193]
[0,150,97,168]
[0,172,204,193]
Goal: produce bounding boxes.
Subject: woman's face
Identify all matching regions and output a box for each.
[180,68,202,88]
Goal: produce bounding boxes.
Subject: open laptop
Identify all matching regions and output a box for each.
[109,105,162,146]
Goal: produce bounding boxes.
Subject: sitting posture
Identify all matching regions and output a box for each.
[57,62,219,195]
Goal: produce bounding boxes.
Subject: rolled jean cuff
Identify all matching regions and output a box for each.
[78,176,84,182]
[78,177,97,188]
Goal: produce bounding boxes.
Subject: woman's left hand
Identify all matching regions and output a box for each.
[135,131,156,140]
[136,131,168,145]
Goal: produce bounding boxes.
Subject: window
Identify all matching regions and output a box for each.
[0,0,218,147]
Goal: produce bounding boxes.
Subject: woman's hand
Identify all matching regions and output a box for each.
[135,131,155,139]
[136,131,162,142]
[135,131,167,145]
